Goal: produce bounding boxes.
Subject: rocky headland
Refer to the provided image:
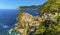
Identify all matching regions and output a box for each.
[9,0,60,35]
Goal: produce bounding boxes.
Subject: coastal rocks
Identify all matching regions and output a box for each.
[10,32,20,35]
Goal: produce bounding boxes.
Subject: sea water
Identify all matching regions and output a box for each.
[0,9,38,35]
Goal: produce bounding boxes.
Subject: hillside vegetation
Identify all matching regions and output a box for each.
[17,5,40,10]
[9,0,60,35]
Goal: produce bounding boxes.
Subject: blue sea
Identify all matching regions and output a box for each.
[0,9,38,35]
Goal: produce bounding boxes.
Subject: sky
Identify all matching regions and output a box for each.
[0,0,47,9]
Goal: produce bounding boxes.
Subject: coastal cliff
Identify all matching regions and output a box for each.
[9,0,60,35]
[9,11,58,35]
[9,12,42,35]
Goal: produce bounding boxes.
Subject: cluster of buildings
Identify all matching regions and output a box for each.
[9,12,58,35]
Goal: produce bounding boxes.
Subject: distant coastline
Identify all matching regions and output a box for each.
[17,5,41,10]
